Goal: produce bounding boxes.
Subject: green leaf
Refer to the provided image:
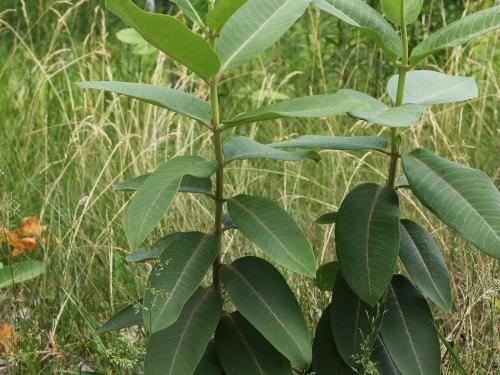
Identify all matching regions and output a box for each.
[387,70,479,105]
[143,232,218,333]
[116,28,145,44]
[270,135,389,151]
[215,312,293,375]
[315,212,338,224]
[96,301,143,334]
[312,305,355,375]
[77,81,212,124]
[331,274,379,368]
[125,156,216,249]
[335,183,400,306]
[223,91,365,126]
[312,0,402,60]
[341,89,427,127]
[126,233,181,263]
[380,0,423,25]
[315,261,339,291]
[215,0,311,73]
[227,195,316,277]
[0,261,45,289]
[114,173,212,194]
[144,287,222,375]
[371,337,402,375]
[220,257,312,369]
[381,276,441,375]
[194,341,224,375]
[223,136,320,163]
[411,6,500,64]
[400,219,452,310]
[173,0,209,25]
[105,0,220,80]
[206,0,247,32]
[402,149,500,259]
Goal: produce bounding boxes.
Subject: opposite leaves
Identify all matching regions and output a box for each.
[106,0,220,80]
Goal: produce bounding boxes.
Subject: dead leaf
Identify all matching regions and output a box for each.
[0,322,16,356]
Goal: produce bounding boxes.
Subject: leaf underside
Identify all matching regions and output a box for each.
[270,135,389,151]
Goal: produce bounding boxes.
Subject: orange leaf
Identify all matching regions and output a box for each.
[0,321,16,356]
[19,216,47,237]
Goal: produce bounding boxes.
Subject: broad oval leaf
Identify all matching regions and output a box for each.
[223,91,365,127]
[312,0,402,60]
[270,135,389,151]
[220,257,312,369]
[215,0,311,73]
[144,287,222,375]
[335,183,400,306]
[371,336,402,375]
[411,6,500,64]
[387,70,479,105]
[402,149,500,259]
[97,301,143,334]
[215,312,293,375]
[114,174,212,195]
[174,0,209,25]
[341,89,427,127]
[331,274,380,368]
[400,219,452,310]
[105,0,220,80]
[0,261,44,289]
[381,276,441,375]
[223,136,320,163]
[227,194,316,277]
[312,305,355,375]
[124,156,216,249]
[315,261,339,291]
[194,341,224,375]
[143,232,218,333]
[206,0,247,32]
[77,81,212,124]
[380,0,423,25]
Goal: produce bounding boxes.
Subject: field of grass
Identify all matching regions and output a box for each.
[0,0,499,373]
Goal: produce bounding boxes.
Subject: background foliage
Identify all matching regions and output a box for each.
[0,0,498,373]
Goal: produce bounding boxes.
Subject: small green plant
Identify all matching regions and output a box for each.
[270,0,499,373]
[78,0,386,373]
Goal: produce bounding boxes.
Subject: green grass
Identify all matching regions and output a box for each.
[0,0,499,373]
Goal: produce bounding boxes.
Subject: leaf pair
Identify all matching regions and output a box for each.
[106,0,312,80]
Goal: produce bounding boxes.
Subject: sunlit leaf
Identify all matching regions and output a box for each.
[206,0,247,32]
[380,0,424,25]
[0,261,45,289]
[271,135,388,151]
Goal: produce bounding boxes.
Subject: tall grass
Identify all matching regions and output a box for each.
[0,0,498,373]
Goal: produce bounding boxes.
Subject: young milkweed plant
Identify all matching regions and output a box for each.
[269,1,500,374]
[78,0,380,373]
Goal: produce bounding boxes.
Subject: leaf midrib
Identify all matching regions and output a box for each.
[226,264,305,360]
[388,285,425,375]
[407,154,499,242]
[151,234,212,330]
[230,198,307,274]
[168,288,210,375]
[219,0,295,73]
[400,224,447,306]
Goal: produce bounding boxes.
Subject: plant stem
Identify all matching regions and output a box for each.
[210,82,224,290]
[387,8,409,188]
